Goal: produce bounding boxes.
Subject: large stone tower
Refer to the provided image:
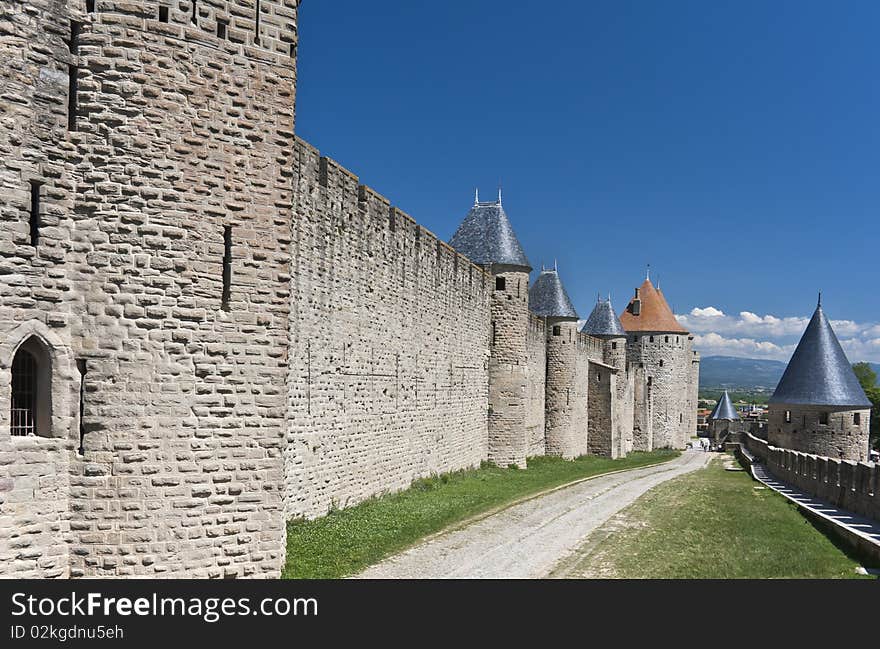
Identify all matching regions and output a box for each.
[619,276,694,449]
[449,191,531,467]
[530,267,584,458]
[581,296,632,457]
[1,0,299,578]
[768,298,872,462]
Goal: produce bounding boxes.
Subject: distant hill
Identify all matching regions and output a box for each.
[699,355,880,393]
[699,356,787,392]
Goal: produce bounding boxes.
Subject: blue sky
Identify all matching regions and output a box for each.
[294,0,880,361]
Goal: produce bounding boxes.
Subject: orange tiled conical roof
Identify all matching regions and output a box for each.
[619,278,688,333]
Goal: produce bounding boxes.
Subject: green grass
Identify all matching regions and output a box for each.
[283,449,679,579]
[575,454,872,579]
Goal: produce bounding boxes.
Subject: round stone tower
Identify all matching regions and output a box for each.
[619,275,693,450]
[1,0,300,578]
[530,267,582,458]
[449,189,531,467]
[707,389,740,447]
[768,297,872,462]
[581,295,631,457]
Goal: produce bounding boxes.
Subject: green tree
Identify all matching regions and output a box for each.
[854,363,880,451]
[852,362,876,391]
[867,386,880,451]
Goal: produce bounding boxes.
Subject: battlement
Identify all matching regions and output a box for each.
[287,136,491,518]
[577,331,605,360]
[293,137,491,295]
[66,0,298,65]
[744,433,879,526]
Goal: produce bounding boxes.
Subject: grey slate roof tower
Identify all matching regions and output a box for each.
[767,297,872,462]
[581,296,626,337]
[708,391,739,421]
[529,268,579,319]
[453,189,534,468]
[448,193,531,271]
[769,299,871,407]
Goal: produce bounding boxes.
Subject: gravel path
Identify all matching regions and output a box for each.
[356,450,711,579]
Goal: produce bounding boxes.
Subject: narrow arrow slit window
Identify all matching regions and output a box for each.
[222,225,232,310]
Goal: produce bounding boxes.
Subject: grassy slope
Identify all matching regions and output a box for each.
[283,450,679,579]
[578,455,869,579]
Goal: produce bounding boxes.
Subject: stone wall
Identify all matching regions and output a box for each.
[1,0,299,578]
[686,344,700,445]
[707,419,746,445]
[525,313,547,457]
[0,0,80,580]
[544,321,585,458]
[767,404,871,463]
[626,332,692,449]
[285,139,491,519]
[483,267,530,468]
[631,364,653,451]
[602,336,632,457]
[744,433,879,523]
[587,360,617,458]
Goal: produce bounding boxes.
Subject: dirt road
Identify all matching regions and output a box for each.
[357,450,711,579]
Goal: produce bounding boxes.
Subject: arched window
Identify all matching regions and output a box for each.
[10,337,52,436]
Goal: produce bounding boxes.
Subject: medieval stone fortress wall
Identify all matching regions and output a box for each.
[1,0,700,578]
[286,140,491,520]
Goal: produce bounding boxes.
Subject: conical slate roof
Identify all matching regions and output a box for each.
[448,196,530,270]
[581,297,626,337]
[769,301,871,407]
[529,268,578,319]
[619,278,688,333]
[709,391,739,421]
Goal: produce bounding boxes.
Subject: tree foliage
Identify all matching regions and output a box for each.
[853,363,880,451]
[852,362,877,392]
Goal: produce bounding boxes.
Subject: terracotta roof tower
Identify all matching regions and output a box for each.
[619,278,688,333]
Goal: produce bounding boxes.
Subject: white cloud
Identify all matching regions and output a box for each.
[678,306,880,362]
[691,333,794,360]
[677,308,809,338]
[690,306,724,317]
[829,320,861,337]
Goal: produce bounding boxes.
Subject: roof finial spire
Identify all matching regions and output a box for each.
[608,292,612,304]
[497,182,502,205]
[818,291,822,308]
[656,276,661,291]
[554,258,557,272]
[474,187,479,205]
[646,263,651,282]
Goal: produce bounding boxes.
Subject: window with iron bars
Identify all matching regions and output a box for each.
[11,348,37,436]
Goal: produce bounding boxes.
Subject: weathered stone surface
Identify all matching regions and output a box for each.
[768,404,871,463]
[286,142,491,517]
[626,332,698,450]
[1,0,699,580]
[1,0,298,579]
[744,433,879,523]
